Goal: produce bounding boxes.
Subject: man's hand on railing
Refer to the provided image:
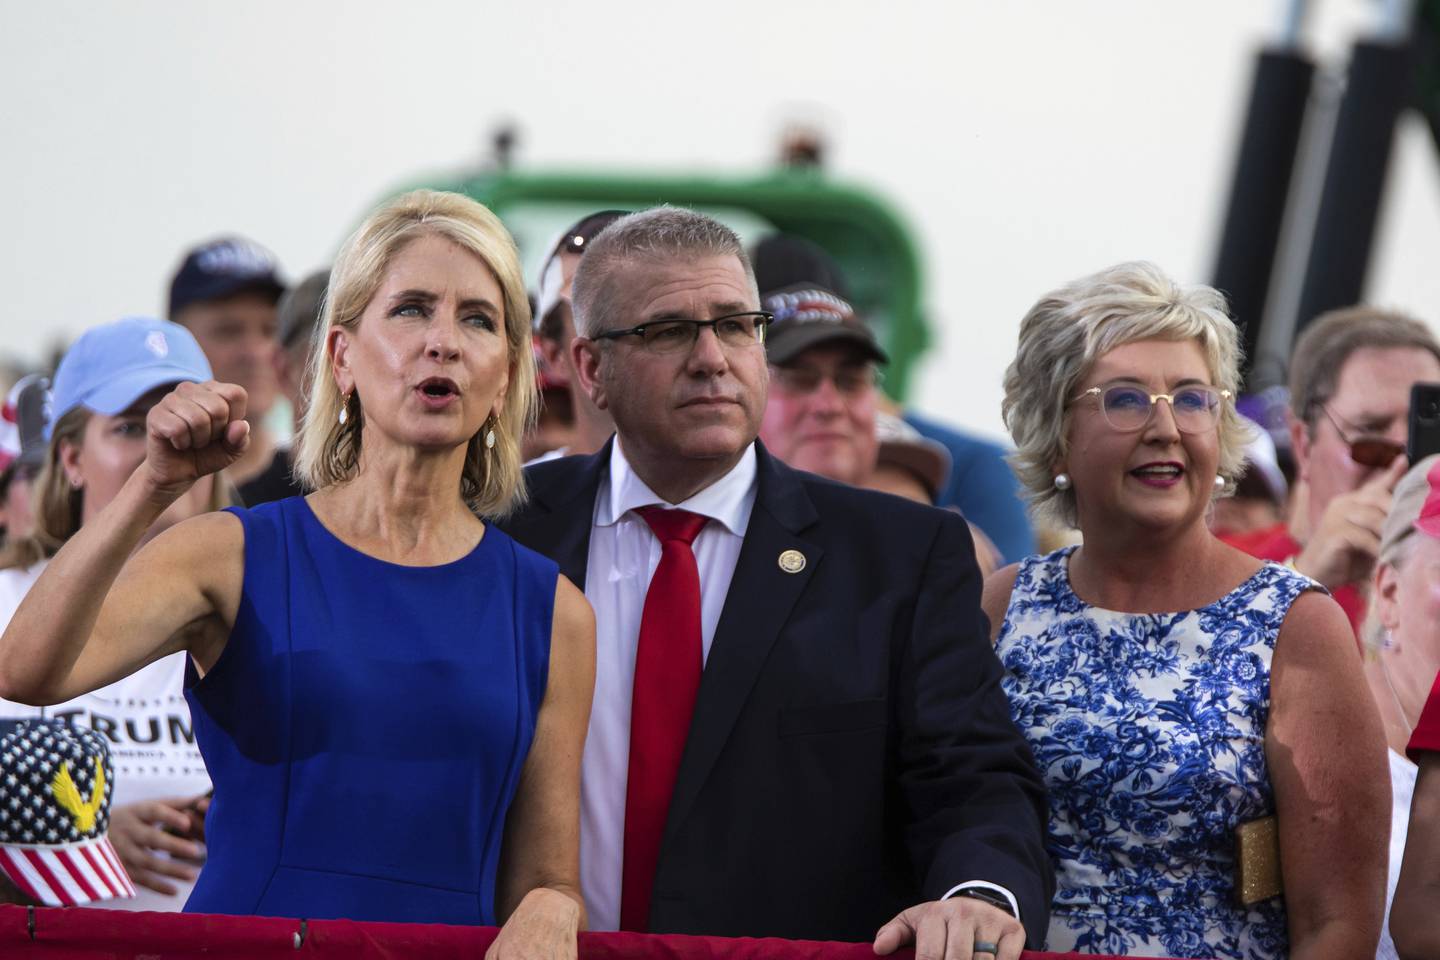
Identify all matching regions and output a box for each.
[873,897,1024,960]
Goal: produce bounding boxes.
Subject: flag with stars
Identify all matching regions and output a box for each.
[0,719,135,905]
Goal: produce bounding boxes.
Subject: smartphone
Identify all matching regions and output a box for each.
[1408,382,1440,464]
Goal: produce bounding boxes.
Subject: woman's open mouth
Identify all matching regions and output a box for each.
[1129,462,1184,488]
[415,378,460,409]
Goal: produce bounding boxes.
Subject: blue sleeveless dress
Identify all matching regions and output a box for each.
[997,547,1319,959]
[183,497,557,924]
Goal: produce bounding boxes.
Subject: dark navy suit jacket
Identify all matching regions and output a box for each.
[499,441,1052,944]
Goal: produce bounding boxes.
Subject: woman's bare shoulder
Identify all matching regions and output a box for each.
[130,510,246,609]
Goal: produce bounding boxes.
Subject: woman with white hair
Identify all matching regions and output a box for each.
[1363,455,1440,959]
[985,261,1387,958]
[0,190,595,955]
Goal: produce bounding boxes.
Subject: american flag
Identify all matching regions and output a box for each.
[0,835,135,905]
[0,719,136,906]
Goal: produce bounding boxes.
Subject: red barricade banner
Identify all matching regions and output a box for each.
[0,905,1201,960]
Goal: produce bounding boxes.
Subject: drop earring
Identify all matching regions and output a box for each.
[485,415,497,450]
[1214,474,1226,490]
[1053,473,1072,491]
[338,392,350,426]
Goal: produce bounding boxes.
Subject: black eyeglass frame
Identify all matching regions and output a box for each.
[591,311,774,348]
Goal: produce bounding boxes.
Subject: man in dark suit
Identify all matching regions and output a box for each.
[499,208,1050,958]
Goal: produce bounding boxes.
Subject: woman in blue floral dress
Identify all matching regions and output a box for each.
[985,262,1389,959]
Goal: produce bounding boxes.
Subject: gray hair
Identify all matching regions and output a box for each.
[570,206,757,337]
[1364,454,1440,652]
[1001,261,1250,529]
[1289,306,1440,429]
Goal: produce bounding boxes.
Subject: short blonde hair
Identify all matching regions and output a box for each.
[1001,261,1249,529]
[293,190,536,517]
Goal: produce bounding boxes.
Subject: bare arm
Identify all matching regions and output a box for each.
[981,563,1020,646]
[1268,590,1389,959]
[0,381,249,704]
[488,575,596,959]
[1392,753,1440,960]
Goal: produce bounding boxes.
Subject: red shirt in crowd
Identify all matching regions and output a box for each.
[1220,522,1366,638]
[1408,670,1440,760]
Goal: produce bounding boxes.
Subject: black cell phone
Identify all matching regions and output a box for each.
[1407,382,1440,464]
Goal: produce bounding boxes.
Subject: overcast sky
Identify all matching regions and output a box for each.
[3,0,1436,438]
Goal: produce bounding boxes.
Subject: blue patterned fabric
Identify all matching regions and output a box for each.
[997,546,1318,959]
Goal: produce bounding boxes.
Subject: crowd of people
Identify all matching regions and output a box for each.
[0,189,1437,960]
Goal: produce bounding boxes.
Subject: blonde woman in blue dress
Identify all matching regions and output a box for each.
[984,261,1388,958]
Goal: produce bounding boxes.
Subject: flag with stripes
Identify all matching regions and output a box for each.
[0,718,136,906]
[0,836,136,905]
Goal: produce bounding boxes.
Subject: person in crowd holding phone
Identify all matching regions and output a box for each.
[1363,455,1440,960]
[988,261,1388,958]
[1224,307,1440,637]
[0,191,595,955]
[0,319,220,911]
[1391,666,1440,959]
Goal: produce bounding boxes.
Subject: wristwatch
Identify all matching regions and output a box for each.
[952,887,1015,916]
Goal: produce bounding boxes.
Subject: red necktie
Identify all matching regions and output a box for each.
[620,505,710,932]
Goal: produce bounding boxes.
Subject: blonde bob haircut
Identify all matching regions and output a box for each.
[0,407,231,571]
[293,190,536,517]
[1001,261,1249,530]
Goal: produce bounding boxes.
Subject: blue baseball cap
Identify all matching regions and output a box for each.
[48,318,214,439]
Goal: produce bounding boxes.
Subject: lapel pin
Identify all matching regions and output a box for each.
[778,549,806,574]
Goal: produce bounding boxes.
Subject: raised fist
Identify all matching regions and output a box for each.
[143,380,250,497]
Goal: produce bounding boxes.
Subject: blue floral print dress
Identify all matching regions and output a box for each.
[997,546,1319,959]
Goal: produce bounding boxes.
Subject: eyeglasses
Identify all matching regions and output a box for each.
[593,311,772,354]
[1317,404,1405,468]
[1073,384,1231,434]
[770,364,882,397]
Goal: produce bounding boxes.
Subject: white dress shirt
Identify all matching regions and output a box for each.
[576,439,1019,931]
[580,439,757,931]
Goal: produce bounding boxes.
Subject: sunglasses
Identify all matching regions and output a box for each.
[1318,405,1405,468]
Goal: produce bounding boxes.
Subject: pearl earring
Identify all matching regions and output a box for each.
[1053,473,1072,491]
[485,428,496,450]
[338,392,350,426]
[1214,474,1226,490]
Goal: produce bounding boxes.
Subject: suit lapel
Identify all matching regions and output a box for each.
[508,441,612,588]
[665,445,822,836]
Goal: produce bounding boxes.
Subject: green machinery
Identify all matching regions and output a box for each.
[404,164,931,402]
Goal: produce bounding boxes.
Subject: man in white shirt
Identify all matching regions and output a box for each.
[500,207,1050,960]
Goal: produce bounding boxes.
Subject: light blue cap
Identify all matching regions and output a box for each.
[47,317,213,439]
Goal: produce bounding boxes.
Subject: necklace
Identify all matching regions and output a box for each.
[1379,655,1419,735]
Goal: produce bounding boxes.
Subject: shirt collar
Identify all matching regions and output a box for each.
[598,438,758,536]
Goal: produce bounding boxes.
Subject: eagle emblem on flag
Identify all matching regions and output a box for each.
[50,756,106,834]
